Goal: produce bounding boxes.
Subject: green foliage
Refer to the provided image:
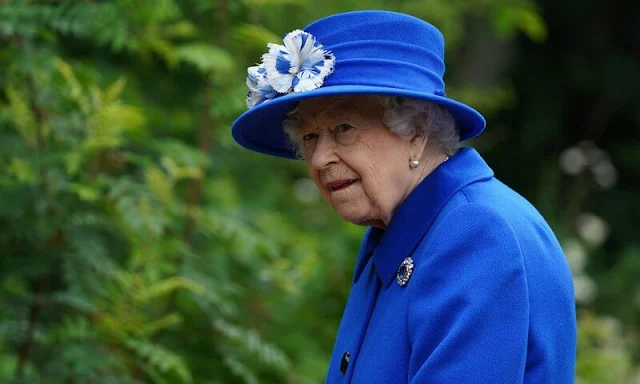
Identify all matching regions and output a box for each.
[0,0,638,383]
[576,313,634,383]
[175,43,235,74]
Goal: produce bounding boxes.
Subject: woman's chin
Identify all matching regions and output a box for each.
[335,210,383,228]
[335,210,366,225]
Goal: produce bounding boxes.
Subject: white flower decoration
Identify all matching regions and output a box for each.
[246,65,278,108]
[245,29,335,108]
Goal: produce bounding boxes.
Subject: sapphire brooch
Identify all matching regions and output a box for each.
[396,257,414,287]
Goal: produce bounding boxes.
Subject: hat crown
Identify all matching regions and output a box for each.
[306,11,445,59]
[303,11,446,94]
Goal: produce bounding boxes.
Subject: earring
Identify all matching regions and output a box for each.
[410,159,420,169]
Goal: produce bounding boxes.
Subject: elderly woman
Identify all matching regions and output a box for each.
[232,10,576,384]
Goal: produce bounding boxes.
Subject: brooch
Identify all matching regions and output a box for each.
[396,257,414,287]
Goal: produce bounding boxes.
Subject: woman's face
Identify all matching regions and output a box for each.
[297,96,422,228]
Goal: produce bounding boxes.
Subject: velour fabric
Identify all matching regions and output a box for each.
[231,10,486,159]
[325,147,576,383]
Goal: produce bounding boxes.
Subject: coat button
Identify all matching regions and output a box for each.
[340,352,350,374]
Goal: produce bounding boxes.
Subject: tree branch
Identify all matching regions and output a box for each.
[15,275,49,378]
[14,35,53,380]
[183,0,226,246]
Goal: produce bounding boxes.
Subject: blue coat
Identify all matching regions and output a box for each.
[325,147,576,384]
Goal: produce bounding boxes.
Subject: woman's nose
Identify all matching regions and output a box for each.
[310,133,339,169]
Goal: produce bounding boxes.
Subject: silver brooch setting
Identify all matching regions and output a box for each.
[396,257,414,287]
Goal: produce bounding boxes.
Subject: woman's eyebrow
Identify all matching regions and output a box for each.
[298,111,342,130]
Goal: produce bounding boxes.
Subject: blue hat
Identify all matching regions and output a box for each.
[232,10,486,159]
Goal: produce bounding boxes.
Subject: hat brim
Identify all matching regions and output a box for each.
[231,85,486,159]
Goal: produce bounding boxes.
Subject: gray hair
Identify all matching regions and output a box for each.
[282,95,459,158]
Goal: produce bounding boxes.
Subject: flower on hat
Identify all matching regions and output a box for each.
[245,29,335,108]
[246,65,279,108]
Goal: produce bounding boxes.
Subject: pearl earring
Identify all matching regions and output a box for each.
[410,159,420,168]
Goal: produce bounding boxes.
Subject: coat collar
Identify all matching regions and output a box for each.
[352,147,495,287]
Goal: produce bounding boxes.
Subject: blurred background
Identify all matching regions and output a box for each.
[0,0,638,383]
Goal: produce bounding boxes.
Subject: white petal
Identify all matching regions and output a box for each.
[262,44,294,73]
[246,91,260,108]
[246,66,262,91]
[293,76,321,92]
[298,33,318,59]
[283,30,305,55]
[283,30,306,71]
[302,46,328,69]
[268,74,294,93]
[318,55,335,78]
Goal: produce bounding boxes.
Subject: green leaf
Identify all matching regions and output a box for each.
[163,21,197,38]
[7,158,39,185]
[240,0,308,7]
[124,338,193,383]
[232,23,281,49]
[175,43,234,74]
[137,313,183,337]
[2,86,38,147]
[133,276,205,302]
[493,5,547,42]
[54,57,91,115]
[214,319,291,372]
[67,182,101,202]
[145,165,174,204]
[222,356,259,384]
[104,77,128,102]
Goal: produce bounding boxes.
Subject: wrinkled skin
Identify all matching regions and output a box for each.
[296,96,445,228]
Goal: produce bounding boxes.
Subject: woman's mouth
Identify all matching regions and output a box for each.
[327,179,359,192]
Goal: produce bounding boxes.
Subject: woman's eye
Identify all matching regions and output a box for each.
[335,123,354,133]
[302,133,318,142]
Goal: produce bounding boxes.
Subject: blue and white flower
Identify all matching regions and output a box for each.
[262,29,335,93]
[246,65,278,108]
[245,29,335,107]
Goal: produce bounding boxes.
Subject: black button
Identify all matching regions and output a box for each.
[340,352,350,374]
